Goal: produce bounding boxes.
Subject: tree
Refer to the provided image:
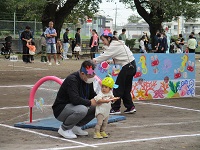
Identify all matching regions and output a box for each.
[127,14,141,23]
[41,0,101,38]
[120,0,200,48]
[1,0,102,38]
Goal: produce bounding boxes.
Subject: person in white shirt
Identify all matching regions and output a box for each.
[139,35,147,53]
[93,31,137,115]
[187,35,197,53]
[74,44,81,60]
[93,76,119,139]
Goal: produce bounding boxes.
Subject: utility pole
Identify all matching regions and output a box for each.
[114,3,117,30]
[14,12,16,39]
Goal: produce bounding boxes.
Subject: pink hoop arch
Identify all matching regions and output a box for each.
[29,76,63,123]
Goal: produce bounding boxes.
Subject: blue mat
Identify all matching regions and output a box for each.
[14,115,126,131]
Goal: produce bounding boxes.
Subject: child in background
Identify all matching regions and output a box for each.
[26,40,36,63]
[93,76,119,139]
[56,39,62,64]
[74,43,81,60]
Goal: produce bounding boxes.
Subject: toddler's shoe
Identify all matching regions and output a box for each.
[100,131,108,138]
[93,132,103,139]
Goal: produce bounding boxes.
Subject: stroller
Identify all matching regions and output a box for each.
[1,36,13,59]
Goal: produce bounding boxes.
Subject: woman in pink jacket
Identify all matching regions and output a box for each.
[90,29,98,59]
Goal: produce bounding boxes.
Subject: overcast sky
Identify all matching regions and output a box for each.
[99,0,137,25]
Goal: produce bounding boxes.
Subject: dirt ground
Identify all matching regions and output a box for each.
[0,55,200,150]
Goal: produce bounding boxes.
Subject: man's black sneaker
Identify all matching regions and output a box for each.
[110,109,121,115]
[124,106,136,114]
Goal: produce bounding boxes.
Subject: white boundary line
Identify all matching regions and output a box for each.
[0,85,33,88]
[117,120,200,129]
[134,101,200,112]
[0,123,97,148]
[38,133,200,150]
[0,105,51,110]
[0,106,29,110]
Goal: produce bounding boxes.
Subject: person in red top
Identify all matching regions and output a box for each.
[90,29,98,60]
[26,41,36,63]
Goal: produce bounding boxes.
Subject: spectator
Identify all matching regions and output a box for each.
[90,29,98,60]
[118,28,126,42]
[160,33,168,53]
[74,43,81,60]
[63,28,70,59]
[40,33,47,63]
[56,39,63,64]
[178,34,184,52]
[143,32,150,52]
[191,32,198,48]
[155,33,162,53]
[113,31,118,38]
[154,30,160,49]
[44,21,59,65]
[187,35,197,53]
[21,26,33,63]
[139,35,147,53]
[75,28,81,46]
[26,40,36,63]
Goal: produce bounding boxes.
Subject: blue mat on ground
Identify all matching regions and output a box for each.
[14,115,126,131]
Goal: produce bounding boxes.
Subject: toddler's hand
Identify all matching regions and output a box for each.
[109,97,120,102]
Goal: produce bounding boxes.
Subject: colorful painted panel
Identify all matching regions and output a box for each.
[95,53,195,100]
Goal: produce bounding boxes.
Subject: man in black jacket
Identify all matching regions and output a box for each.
[52,60,97,139]
[21,26,33,63]
[63,28,69,59]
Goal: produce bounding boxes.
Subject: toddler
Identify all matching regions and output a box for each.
[93,76,119,139]
[26,41,36,63]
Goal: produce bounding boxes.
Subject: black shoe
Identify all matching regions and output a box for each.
[124,106,136,114]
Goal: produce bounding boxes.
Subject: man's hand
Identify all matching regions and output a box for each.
[90,99,97,106]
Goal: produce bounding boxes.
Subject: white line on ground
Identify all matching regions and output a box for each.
[0,69,48,71]
[0,112,29,124]
[0,85,33,88]
[134,101,200,112]
[117,121,200,129]
[41,133,200,150]
[0,106,29,110]
[0,123,97,148]
[0,105,51,110]
[92,134,200,146]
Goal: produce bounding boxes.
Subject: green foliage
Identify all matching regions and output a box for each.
[65,0,101,24]
[127,14,141,23]
[120,0,200,24]
[0,0,101,22]
[125,38,136,49]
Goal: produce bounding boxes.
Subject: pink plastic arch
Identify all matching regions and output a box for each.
[29,76,63,123]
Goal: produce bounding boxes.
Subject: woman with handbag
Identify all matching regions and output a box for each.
[93,31,137,115]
